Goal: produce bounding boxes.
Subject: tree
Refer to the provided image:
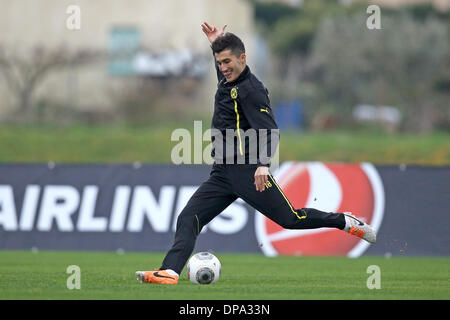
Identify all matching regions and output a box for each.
[254,0,352,110]
[306,13,450,132]
[0,46,101,122]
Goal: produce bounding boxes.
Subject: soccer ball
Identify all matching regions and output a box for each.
[186,252,221,285]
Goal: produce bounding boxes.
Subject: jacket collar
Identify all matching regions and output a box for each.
[223,65,250,86]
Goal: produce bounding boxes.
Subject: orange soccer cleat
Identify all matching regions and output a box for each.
[135,270,179,285]
[343,212,377,243]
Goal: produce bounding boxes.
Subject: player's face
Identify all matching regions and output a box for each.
[215,49,246,82]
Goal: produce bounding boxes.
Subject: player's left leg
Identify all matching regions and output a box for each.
[231,165,376,243]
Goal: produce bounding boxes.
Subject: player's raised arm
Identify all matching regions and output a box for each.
[201,22,227,44]
[202,22,227,82]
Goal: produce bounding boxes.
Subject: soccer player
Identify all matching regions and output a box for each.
[136,22,376,285]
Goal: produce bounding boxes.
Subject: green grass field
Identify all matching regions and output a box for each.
[1,125,448,302]
[0,250,448,300]
[1,124,449,165]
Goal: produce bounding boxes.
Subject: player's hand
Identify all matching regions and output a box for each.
[254,166,270,192]
[201,22,227,44]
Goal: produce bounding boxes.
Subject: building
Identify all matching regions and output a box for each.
[0,0,256,120]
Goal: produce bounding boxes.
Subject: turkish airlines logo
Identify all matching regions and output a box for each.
[255,162,385,258]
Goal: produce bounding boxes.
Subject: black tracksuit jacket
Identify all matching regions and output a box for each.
[210,61,279,166]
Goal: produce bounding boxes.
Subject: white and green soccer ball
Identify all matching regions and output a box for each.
[186,252,221,285]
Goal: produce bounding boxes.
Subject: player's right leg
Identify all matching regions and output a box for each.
[136,164,237,284]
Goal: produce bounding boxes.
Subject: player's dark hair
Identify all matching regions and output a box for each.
[211,32,245,57]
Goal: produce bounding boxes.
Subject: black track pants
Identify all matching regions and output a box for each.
[160,164,346,274]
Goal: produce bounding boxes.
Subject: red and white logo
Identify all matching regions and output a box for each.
[255,162,385,257]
